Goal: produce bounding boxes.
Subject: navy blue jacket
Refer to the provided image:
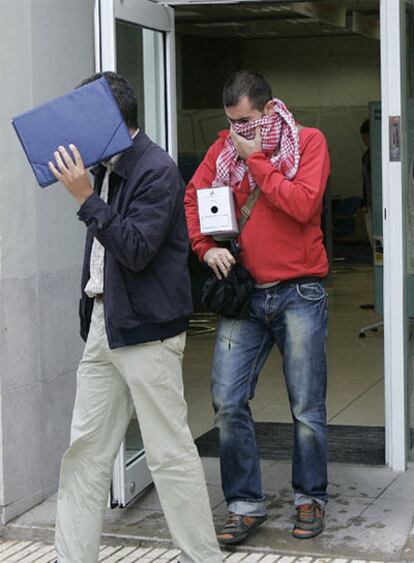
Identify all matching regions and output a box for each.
[77,131,193,349]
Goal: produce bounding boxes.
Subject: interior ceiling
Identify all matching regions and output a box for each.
[156,1,380,40]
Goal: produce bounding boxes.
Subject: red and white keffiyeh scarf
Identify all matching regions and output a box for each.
[213,98,300,191]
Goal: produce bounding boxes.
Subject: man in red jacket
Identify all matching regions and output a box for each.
[184,71,330,543]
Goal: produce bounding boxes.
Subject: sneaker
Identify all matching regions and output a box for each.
[292,502,324,539]
[217,512,267,545]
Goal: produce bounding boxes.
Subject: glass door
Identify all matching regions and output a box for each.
[112,416,151,508]
[95,0,176,506]
[116,20,166,147]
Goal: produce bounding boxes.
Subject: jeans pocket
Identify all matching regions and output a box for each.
[296,282,326,302]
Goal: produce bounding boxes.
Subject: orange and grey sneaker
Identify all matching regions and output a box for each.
[217,512,267,545]
[292,502,325,539]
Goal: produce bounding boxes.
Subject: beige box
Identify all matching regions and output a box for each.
[196,186,239,237]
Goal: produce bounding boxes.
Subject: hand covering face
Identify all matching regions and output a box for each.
[213,98,300,191]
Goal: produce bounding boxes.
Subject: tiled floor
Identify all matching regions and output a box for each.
[0,540,398,562]
[184,265,385,439]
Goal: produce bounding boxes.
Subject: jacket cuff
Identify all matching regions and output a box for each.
[77,192,110,230]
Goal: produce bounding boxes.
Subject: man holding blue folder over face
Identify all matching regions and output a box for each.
[46,72,222,563]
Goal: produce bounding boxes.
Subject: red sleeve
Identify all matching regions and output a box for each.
[184,136,226,261]
[246,129,330,224]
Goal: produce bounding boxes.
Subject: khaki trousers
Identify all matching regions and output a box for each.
[55,301,222,563]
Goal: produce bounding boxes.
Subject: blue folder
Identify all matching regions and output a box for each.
[11,77,133,187]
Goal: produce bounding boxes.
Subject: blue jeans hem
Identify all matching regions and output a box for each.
[228,499,267,517]
[294,494,327,509]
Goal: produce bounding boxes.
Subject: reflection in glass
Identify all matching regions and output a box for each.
[125,415,145,465]
[116,20,166,148]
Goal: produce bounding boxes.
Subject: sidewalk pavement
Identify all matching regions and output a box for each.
[2,459,414,562]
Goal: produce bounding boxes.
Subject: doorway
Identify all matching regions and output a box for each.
[172,0,386,464]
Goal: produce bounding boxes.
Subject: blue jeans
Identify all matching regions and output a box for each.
[211,280,328,516]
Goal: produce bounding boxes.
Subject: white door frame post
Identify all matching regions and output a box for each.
[381,0,407,471]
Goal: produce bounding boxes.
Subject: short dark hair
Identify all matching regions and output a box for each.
[78,71,138,130]
[360,119,370,136]
[222,70,273,111]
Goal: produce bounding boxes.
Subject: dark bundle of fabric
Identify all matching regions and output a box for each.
[201,263,255,319]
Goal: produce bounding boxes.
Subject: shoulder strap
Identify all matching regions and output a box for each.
[239,186,261,232]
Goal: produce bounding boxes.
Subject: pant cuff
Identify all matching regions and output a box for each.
[294,493,327,509]
[228,499,267,517]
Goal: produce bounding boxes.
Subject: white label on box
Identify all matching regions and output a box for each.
[201,214,230,230]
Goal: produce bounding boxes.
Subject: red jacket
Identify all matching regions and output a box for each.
[184,127,330,284]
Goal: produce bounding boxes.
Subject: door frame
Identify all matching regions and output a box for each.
[95,0,177,159]
[163,0,410,471]
[380,0,407,471]
[95,0,410,471]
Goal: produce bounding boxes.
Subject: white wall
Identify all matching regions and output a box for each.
[177,33,380,199]
[0,0,95,523]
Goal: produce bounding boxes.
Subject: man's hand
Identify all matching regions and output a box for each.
[204,247,236,280]
[48,144,94,205]
[230,126,262,160]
